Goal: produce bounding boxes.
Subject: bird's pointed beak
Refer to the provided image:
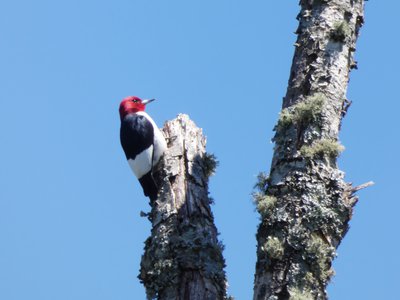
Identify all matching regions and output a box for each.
[142,98,155,105]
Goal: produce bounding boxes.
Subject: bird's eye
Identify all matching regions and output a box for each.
[132,99,138,103]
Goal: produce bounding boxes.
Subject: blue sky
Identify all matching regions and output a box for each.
[1,1,398,299]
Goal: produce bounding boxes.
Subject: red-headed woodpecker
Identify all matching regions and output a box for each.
[119,96,167,200]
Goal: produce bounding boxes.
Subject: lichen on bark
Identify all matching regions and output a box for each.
[139,114,227,300]
[253,1,366,299]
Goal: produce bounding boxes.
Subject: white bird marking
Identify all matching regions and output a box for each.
[128,145,154,179]
[136,111,167,166]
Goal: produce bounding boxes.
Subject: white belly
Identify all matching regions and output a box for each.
[128,145,153,179]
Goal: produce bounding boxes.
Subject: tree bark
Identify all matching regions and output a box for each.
[139,114,227,300]
[253,1,366,299]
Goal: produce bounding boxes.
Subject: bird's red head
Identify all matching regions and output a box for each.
[119,96,155,119]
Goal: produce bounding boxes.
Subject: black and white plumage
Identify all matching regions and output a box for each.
[119,96,167,200]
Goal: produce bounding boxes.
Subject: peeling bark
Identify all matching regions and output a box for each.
[139,114,227,300]
[254,1,366,299]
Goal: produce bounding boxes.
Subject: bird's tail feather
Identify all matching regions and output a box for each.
[139,172,158,201]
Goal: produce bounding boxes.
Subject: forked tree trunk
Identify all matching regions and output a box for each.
[139,114,227,300]
[253,1,368,299]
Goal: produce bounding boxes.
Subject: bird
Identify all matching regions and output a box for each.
[119,96,167,201]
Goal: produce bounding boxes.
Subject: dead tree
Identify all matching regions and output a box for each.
[139,114,227,300]
[253,1,370,299]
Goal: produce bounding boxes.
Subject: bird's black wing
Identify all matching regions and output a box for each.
[120,114,154,160]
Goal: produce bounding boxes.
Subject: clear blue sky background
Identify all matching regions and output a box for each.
[1,1,398,299]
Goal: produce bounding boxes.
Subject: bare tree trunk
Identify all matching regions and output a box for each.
[253,1,368,299]
[139,114,227,300]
